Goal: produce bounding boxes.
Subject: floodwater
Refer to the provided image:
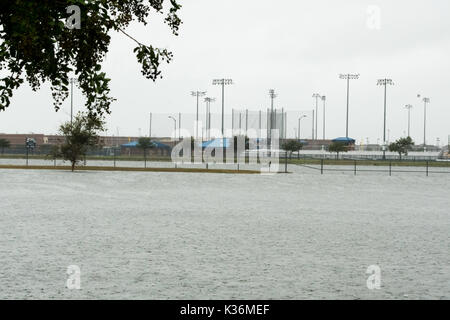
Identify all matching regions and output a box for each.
[0,163,449,299]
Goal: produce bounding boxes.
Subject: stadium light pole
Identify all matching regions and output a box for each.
[269,89,277,141]
[404,104,413,137]
[191,91,206,139]
[421,97,430,151]
[339,74,360,138]
[212,79,233,136]
[298,115,307,141]
[377,78,394,160]
[312,93,321,140]
[321,95,326,140]
[204,97,215,141]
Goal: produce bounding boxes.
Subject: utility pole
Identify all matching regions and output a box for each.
[191,91,206,139]
[312,93,321,140]
[404,104,413,137]
[212,79,233,136]
[339,74,360,138]
[377,78,394,160]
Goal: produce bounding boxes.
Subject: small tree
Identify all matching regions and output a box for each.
[59,113,105,171]
[389,137,414,160]
[282,140,303,159]
[328,142,348,160]
[137,137,155,168]
[0,138,11,155]
[46,145,62,167]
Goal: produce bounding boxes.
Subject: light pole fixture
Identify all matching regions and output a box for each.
[298,115,307,141]
[212,79,233,136]
[312,93,321,140]
[339,73,360,138]
[377,78,394,160]
[204,97,215,141]
[321,95,326,140]
[191,91,206,139]
[168,116,177,140]
[404,104,413,137]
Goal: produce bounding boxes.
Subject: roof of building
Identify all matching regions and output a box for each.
[121,141,171,149]
[332,137,356,143]
[201,138,230,148]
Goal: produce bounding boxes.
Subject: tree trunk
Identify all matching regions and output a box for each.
[144,149,147,168]
[71,161,75,172]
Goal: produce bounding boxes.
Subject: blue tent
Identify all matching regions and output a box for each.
[201,138,230,148]
[121,141,171,149]
[332,137,356,144]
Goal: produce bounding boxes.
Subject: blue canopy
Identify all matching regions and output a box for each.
[201,138,230,148]
[332,137,356,144]
[121,141,171,149]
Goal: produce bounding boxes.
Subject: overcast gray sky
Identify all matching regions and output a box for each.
[1,0,449,145]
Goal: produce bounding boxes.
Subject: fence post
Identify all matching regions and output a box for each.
[354,160,357,175]
[320,159,324,175]
[389,161,392,176]
[285,152,288,173]
[426,161,429,176]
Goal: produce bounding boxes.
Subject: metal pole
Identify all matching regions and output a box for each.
[312,110,315,140]
[407,108,411,137]
[346,76,350,138]
[149,113,152,138]
[70,79,74,125]
[232,108,234,136]
[423,100,427,149]
[178,112,181,140]
[315,97,318,140]
[322,98,326,140]
[383,81,387,160]
[196,93,199,139]
[246,109,248,137]
[222,82,225,136]
[259,110,262,134]
[298,118,300,141]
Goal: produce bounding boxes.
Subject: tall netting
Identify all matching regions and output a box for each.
[143,110,315,140]
[231,109,314,139]
[149,112,234,139]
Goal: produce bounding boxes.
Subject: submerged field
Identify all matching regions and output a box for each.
[0,166,449,299]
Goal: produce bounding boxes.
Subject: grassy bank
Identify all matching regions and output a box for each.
[0,164,260,174]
